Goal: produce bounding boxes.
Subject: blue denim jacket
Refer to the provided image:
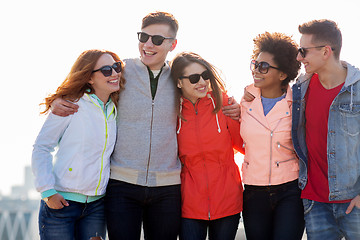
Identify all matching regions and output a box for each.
[292,62,360,201]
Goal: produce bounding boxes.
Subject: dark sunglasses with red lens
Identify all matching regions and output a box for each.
[137,32,175,46]
[92,62,122,77]
[250,60,280,74]
[179,70,211,84]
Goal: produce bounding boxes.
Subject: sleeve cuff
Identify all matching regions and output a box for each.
[41,189,57,199]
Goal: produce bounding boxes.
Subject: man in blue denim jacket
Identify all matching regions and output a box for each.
[292,19,360,239]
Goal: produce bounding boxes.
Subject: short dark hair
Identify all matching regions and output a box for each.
[298,19,342,59]
[142,11,179,37]
[252,32,301,87]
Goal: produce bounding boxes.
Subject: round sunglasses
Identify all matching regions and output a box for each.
[250,60,280,74]
[137,32,175,46]
[179,70,211,84]
[92,62,122,77]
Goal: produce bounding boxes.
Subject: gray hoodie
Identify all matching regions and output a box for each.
[110,58,181,186]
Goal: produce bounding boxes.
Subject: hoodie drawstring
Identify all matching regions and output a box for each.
[350,85,354,110]
[177,98,183,134]
[207,94,221,133]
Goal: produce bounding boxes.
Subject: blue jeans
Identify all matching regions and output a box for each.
[242,180,305,240]
[180,213,240,240]
[104,179,181,240]
[38,198,106,240]
[303,199,360,240]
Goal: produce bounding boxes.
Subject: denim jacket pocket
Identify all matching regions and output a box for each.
[339,103,360,136]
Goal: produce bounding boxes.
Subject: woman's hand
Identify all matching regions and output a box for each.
[45,193,69,209]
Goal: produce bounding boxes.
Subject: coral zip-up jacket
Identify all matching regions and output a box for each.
[240,84,299,186]
[177,92,244,220]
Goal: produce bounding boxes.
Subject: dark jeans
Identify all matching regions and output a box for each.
[104,179,181,240]
[180,213,240,240]
[242,180,305,240]
[38,198,106,240]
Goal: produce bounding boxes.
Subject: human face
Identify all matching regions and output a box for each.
[89,54,121,103]
[138,24,177,70]
[177,63,210,104]
[297,34,326,74]
[252,52,286,98]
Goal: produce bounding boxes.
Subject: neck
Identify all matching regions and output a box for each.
[261,87,284,99]
[317,60,347,89]
[94,93,110,104]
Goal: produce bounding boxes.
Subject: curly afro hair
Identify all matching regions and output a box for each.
[252,32,301,87]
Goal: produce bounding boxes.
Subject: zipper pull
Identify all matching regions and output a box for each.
[276,161,279,167]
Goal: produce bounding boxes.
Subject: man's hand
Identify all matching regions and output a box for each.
[346,194,360,214]
[45,193,69,209]
[51,98,79,117]
[243,88,255,102]
[222,96,240,121]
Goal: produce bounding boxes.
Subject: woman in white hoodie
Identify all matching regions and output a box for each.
[32,49,125,240]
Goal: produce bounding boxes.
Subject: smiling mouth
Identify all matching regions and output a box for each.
[144,50,156,56]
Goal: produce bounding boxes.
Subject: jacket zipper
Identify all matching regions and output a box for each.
[86,94,108,196]
[247,111,282,185]
[193,101,211,219]
[275,142,296,167]
[145,100,155,184]
[95,107,109,195]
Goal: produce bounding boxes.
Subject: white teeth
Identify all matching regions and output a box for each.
[109,80,118,83]
[144,51,155,55]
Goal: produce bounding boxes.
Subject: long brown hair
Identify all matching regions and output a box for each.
[41,49,125,114]
[170,52,226,118]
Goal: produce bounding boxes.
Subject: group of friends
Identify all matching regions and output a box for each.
[31,11,360,240]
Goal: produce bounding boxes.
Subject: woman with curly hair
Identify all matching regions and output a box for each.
[240,32,305,240]
[32,49,125,240]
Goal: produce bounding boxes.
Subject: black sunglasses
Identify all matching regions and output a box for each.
[92,62,122,77]
[297,45,335,58]
[250,60,280,74]
[179,70,211,84]
[137,32,175,46]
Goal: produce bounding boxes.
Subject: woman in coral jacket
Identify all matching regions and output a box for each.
[170,52,244,240]
[240,32,304,240]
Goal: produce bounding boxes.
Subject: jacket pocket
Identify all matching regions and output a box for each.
[339,103,360,136]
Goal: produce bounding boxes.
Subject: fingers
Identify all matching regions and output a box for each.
[60,198,69,207]
[346,195,360,214]
[51,98,78,117]
[346,201,355,214]
[46,193,68,209]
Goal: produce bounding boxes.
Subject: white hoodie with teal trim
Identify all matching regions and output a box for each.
[32,94,117,198]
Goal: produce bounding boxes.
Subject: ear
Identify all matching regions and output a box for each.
[279,72,287,81]
[170,39,177,52]
[89,79,94,85]
[177,79,182,88]
[323,46,333,60]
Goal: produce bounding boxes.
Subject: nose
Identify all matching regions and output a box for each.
[296,52,303,61]
[111,67,119,77]
[143,36,154,47]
